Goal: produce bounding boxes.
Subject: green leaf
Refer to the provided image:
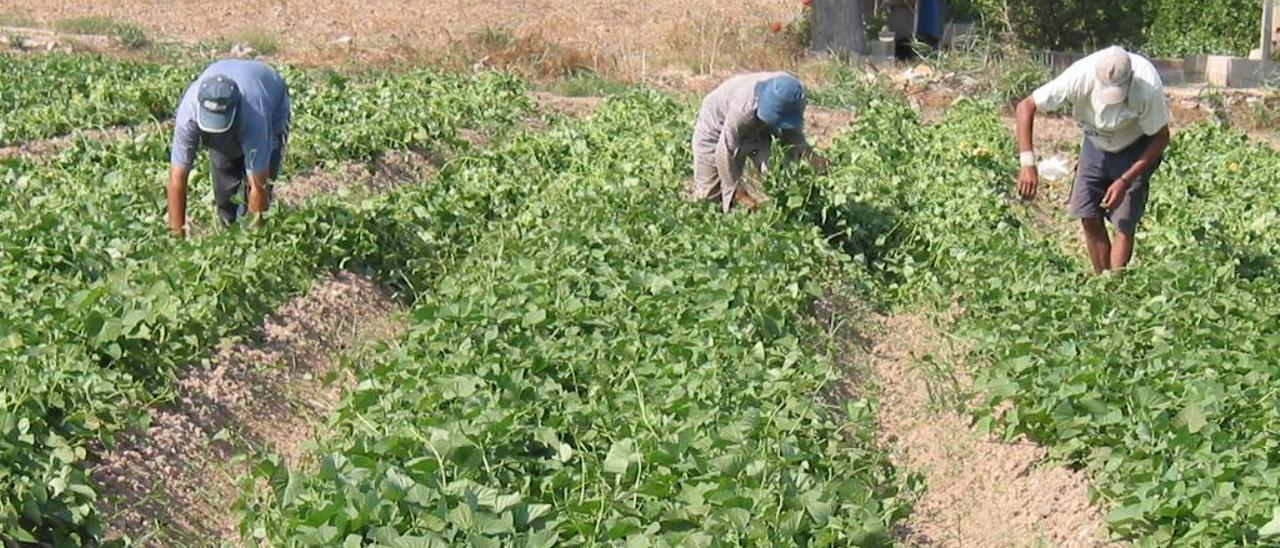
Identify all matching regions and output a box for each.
[281,468,304,506]
[52,445,77,464]
[9,527,38,543]
[603,439,638,475]
[449,503,478,532]
[522,307,547,327]
[477,512,514,535]
[524,529,558,548]
[391,535,447,548]
[96,318,123,343]
[1176,403,1208,434]
[1259,507,1280,538]
[121,309,149,329]
[1105,504,1145,526]
[49,476,68,497]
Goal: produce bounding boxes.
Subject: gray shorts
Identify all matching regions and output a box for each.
[209,132,286,225]
[1068,134,1162,235]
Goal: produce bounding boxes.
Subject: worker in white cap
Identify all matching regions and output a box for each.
[1014,46,1171,273]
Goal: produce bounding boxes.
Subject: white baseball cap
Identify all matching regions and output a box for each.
[1094,46,1133,106]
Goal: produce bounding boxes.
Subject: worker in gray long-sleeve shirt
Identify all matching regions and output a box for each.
[691,72,828,212]
[167,59,291,235]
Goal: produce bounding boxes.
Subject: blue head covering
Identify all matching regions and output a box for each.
[196,74,240,134]
[755,75,806,133]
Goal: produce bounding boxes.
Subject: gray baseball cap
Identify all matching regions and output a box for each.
[1094,46,1133,106]
[197,74,240,133]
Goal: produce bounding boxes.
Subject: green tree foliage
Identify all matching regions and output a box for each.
[950,0,1262,57]
[1005,0,1148,52]
[1143,0,1262,57]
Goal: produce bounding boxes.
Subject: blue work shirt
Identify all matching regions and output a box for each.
[171,60,290,175]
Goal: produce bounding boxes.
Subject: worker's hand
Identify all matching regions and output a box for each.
[1017,166,1039,200]
[1101,178,1130,210]
[732,188,760,212]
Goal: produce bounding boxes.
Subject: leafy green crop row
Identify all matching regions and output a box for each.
[0,53,190,146]
[0,66,530,544]
[952,0,1261,57]
[0,67,528,287]
[1143,126,1280,276]
[0,51,527,156]
[809,89,1280,545]
[237,93,910,547]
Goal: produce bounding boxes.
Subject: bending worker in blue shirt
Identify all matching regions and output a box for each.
[167,59,291,236]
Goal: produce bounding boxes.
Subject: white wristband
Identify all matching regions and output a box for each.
[1019,151,1037,168]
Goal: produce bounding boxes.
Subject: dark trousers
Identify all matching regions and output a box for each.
[209,133,286,224]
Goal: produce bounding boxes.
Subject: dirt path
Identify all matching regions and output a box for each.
[1166,86,1280,152]
[274,150,440,206]
[6,0,796,76]
[89,273,405,546]
[531,91,602,119]
[857,313,1110,548]
[0,122,168,161]
[807,106,857,148]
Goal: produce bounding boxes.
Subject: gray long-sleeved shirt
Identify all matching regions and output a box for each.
[692,72,809,211]
[171,60,290,174]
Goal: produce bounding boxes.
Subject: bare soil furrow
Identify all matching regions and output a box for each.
[90,272,405,546]
[860,313,1111,548]
[274,150,441,207]
[0,122,167,161]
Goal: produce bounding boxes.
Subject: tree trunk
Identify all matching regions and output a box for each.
[1263,0,1275,63]
[811,0,868,57]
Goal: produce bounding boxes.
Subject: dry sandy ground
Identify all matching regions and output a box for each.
[998,114,1086,258]
[0,122,167,160]
[2,0,799,74]
[90,273,404,546]
[274,150,440,206]
[815,288,1111,547]
[859,313,1111,547]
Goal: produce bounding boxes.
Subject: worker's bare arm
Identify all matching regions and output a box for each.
[1015,97,1039,200]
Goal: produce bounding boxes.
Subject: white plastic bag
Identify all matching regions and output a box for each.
[1037,155,1072,182]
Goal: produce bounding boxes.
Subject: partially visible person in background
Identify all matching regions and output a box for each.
[885,0,946,59]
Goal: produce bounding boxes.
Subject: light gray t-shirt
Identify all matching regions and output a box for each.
[171,60,291,174]
[1032,49,1169,152]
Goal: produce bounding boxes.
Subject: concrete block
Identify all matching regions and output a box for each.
[1153,58,1186,86]
[1185,54,1208,82]
[1205,55,1234,87]
[1195,55,1278,88]
[868,39,894,58]
[1226,58,1278,87]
